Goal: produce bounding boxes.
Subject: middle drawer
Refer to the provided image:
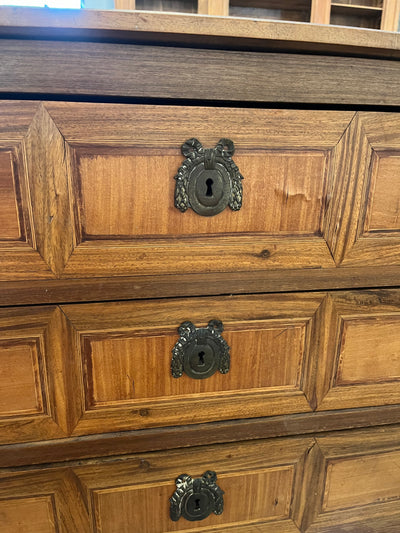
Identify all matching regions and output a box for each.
[1,289,399,444]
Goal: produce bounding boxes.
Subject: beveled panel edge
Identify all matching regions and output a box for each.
[0,7,399,59]
[1,405,400,468]
[1,266,400,307]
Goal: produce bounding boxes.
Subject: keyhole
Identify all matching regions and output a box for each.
[205,178,214,197]
[198,351,205,366]
[195,499,201,511]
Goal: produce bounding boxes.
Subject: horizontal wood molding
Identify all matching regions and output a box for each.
[1,40,400,105]
[1,405,400,468]
[1,267,400,307]
[0,7,399,58]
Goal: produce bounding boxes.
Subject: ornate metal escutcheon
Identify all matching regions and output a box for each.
[171,320,230,379]
[170,470,224,522]
[174,138,243,216]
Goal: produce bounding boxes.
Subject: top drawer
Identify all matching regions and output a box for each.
[1,102,400,281]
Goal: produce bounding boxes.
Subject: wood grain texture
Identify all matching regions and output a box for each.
[302,425,400,532]
[75,437,311,533]
[62,293,320,435]
[0,469,90,533]
[310,0,331,23]
[0,102,54,281]
[0,151,20,240]
[50,103,347,278]
[323,450,400,511]
[0,306,81,445]
[2,266,400,307]
[85,323,306,405]
[78,151,327,237]
[1,40,400,105]
[2,405,400,468]
[381,0,400,30]
[0,341,43,417]
[4,101,398,280]
[338,113,400,266]
[1,288,399,443]
[0,496,57,533]
[22,104,77,276]
[365,152,400,231]
[198,0,229,16]
[94,468,294,532]
[0,7,399,58]
[315,289,400,411]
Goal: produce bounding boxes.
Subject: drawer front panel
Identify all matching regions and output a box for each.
[65,293,320,437]
[2,428,400,533]
[315,289,400,411]
[1,288,399,444]
[303,426,400,532]
[2,101,399,282]
[0,438,311,533]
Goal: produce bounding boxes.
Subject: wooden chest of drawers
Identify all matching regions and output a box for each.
[0,6,400,532]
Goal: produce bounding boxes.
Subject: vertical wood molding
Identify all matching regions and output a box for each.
[114,0,136,9]
[198,0,229,16]
[45,307,84,435]
[310,0,331,24]
[381,0,400,31]
[322,113,371,265]
[22,104,77,277]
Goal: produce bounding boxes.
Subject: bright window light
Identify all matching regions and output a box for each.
[0,0,81,7]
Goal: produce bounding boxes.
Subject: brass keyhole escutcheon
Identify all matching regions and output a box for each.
[174,138,243,216]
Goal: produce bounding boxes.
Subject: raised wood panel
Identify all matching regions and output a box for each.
[0,469,90,533]
[323,450,400,511]
[22,104,78,276]
[94,467,294,532]
[60,104,350,277]
[62,293,320,435]
[0,151,20,240]
[78,151,327,237]
[0,306,81,445]
[364,152,400,232]
[84,323,306,406]
[0,496,57,533]
[75,437,311,533]
[336,316,400,384]
[0,340,44,416]
[338,113,400,267]
[62,105,344,277]
[301,426,400,532]
[315,289,400,411]
[0,102,54,281]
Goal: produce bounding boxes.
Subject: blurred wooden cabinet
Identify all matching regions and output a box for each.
[0,6,400,533]
[114,0,400,31]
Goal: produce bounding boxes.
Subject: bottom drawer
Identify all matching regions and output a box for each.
[1,426,400,532]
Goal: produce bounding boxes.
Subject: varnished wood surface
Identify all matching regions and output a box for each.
[1,40,400,105]
[1,405,400,468]
[0,7,400,58]
[2,102,400,286]
[1,426,400,532]
[1,267,400,307]
[0,289,399,444]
